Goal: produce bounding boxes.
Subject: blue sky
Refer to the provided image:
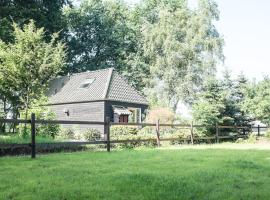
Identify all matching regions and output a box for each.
[127,0,270,80]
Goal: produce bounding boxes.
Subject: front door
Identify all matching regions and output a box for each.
[119,115,129,123]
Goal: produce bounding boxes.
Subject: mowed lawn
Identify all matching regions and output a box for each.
[1,148,270,200]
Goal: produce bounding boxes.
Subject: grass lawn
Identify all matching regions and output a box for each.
[0,134,58,144]
[1,146,270,200]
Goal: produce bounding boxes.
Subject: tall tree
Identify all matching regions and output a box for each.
[192,71,251,135]
[137,0,223,110]
[192,77,225,135]
[64,0,137,73]
[0,21,66,123]
[0,0,71,42]
[242,77,270,125]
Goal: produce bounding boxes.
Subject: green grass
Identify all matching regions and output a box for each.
[1,148,270,200]
[0,134,58,144]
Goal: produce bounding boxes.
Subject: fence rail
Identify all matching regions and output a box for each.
[0,114,268,158]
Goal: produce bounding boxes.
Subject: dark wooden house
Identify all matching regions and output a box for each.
[47,68,148,133]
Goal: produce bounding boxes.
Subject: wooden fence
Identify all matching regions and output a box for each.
[0,113,268,158]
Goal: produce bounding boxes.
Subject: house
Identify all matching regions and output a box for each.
[47,68,148,133]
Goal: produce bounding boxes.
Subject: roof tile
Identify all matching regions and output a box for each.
[48,68,148,105]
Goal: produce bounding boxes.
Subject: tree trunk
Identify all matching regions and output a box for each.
[0,98,7,133]
[171,97,179,113]
[23,94,30,137]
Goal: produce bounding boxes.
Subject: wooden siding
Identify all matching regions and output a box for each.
[49,100,148,134]
[104,101,148,122]
[50,101,105,133]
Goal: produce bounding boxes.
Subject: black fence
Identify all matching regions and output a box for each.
[0,113,268,158]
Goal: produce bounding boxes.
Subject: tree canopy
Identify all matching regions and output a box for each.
[192,70,252,135]
[136,0,223,110]
[64,0,137,73]
[242,77,270,125]
[0,21,66,120]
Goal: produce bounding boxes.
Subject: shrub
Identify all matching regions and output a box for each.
[265,130,270,139]
[110,126,133,139]
[37,111,60,138]
[111,126,156,148]
[19,97,60,138]
[81,129,101,141]
[247,133,257,143]
[137,126,155,135]
[57,127,75,140]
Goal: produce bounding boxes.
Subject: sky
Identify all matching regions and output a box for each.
[210,0,270,80]
[126,0,270,81]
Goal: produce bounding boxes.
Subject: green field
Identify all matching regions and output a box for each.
[1,147,270,200]
[0,134,58,144]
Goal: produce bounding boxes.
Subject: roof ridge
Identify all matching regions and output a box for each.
[103,68,114,99]
[70,67,114,77]
[55,68,114,79]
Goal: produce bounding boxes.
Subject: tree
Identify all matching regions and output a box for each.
[64,0,137,73]
[242,77,270,125]
[192,71,251,135]
[0,21,66,124]
[0,0,71,43]
[138,0,224,110]
[192,77,225,135]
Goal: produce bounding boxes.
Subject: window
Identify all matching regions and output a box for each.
[79,78,95,89]
[119,115,129,123]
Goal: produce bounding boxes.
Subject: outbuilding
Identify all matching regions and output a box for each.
[47,68,148,133]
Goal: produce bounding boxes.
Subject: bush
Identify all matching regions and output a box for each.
[111,126,134,139]
[81,129,101,141]
[57,128,75,140]
[265,130,270,139]
[247,133,257,143]
[19,97,60,138]
[111,126,156,148]
[236,133,257,144]
[37,111,60,138]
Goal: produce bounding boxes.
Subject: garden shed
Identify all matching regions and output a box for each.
[47,68,148,133]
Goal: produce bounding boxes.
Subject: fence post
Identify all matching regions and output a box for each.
[215,122,219,143]
[106,117,111,152]
[190,121,194,145]
[156,119,160,147]
[31,113,36,159]
[257,125,260,136]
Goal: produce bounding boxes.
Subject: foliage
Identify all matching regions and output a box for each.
[110,126,137,139]
[57,127,102,141]
[110,126,156,148]
[0,134,58,144]
[0,21,66,122]
[64,0,136,73]
[19,97,60,138]
[242,77,270,125]
[0,0,70,43]
[265,130,270,139]
[192,77,224,135]
[192,71,252,135]
[81,129,101,141]
[57,127,76,140]
[137,0,224,110]
[236,133,257,144]
[110,125,192,148]
[146,107,175,124]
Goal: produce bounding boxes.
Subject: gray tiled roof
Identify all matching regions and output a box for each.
[48,68,148,105]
